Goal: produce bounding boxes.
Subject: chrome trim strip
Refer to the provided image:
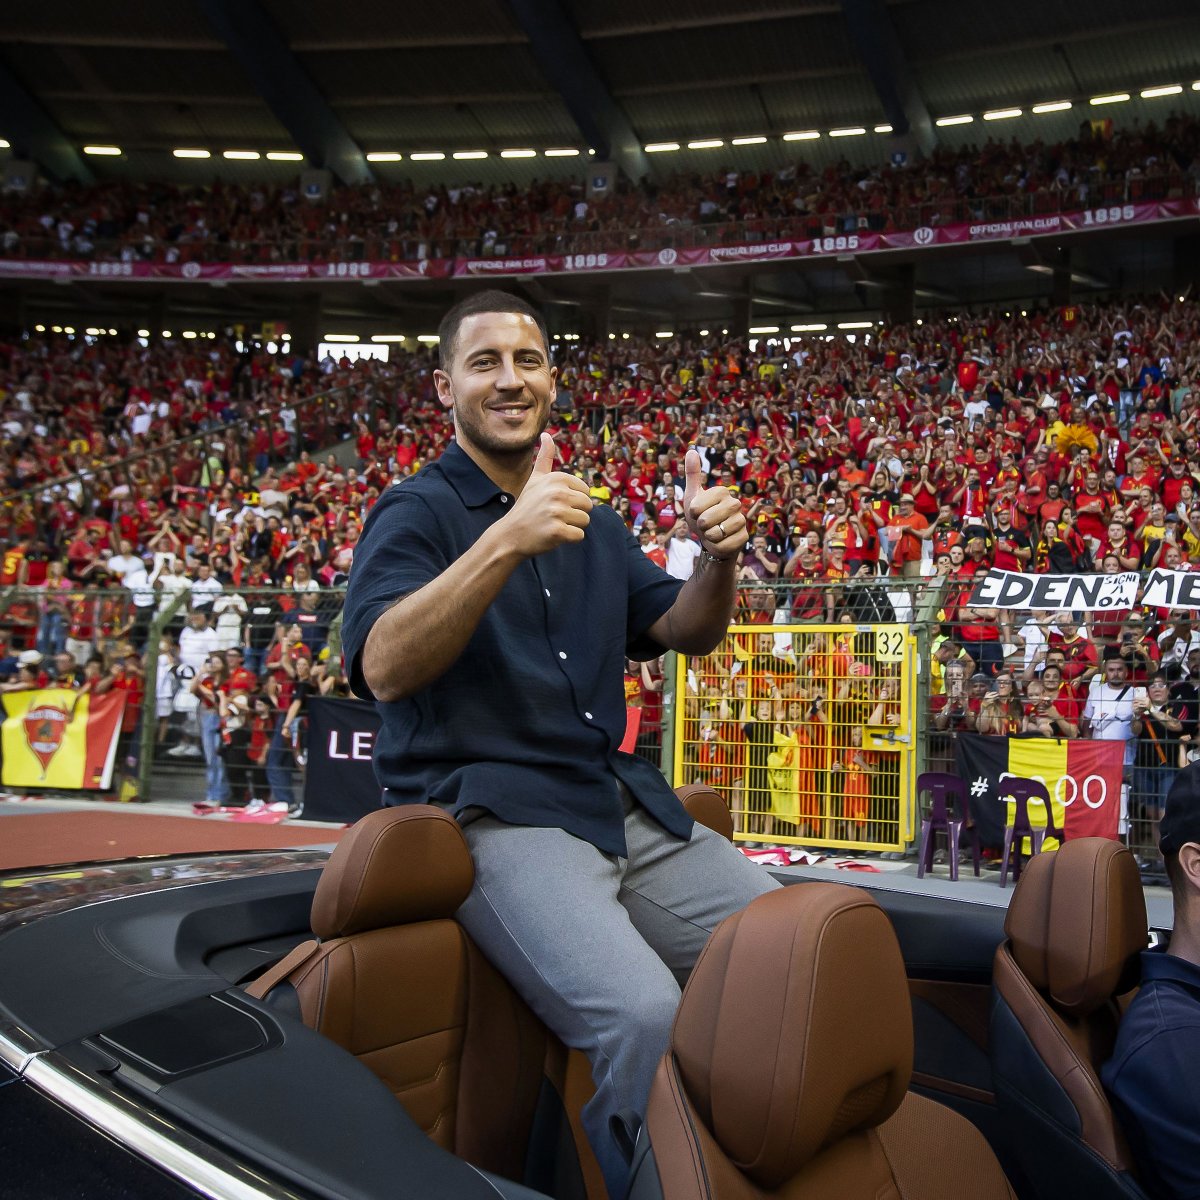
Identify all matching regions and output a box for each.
[21,1053,303,1200]
[0,1023,41,1073]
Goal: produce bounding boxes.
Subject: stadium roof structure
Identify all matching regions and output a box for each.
[0,1,1197,334]
[0,0,1197,184]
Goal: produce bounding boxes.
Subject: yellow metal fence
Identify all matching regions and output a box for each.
[672,623,919,852]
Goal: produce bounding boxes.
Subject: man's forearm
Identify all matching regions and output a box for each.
[361,524,523,702]
[650,553,739,655]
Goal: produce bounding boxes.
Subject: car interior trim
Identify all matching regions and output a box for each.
[20,1050,303,1200]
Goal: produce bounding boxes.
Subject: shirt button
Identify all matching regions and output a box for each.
[544,589,551,598]
[558,651,568,660]
[500,495,510,505]
[584,711,594,720]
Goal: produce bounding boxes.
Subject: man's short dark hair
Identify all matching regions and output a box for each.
[437,290,550,372]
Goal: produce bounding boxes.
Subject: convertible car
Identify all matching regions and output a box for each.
[0,786,1164,1200]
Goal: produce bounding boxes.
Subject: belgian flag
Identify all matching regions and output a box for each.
[953,734,1123,848]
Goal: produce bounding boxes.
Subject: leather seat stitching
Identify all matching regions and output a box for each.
[670,1057,712,1199]
[389,1057,452,1094]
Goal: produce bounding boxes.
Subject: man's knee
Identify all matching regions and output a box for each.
[621,976,681,1052]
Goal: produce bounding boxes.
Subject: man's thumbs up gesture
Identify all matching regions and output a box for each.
[683,446,746,561]
[505,432,593,556]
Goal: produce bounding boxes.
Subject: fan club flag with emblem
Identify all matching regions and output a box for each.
[953,734,1123,845]
[0,688,126,790]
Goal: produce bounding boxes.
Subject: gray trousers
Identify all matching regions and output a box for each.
[455,797,780,1199]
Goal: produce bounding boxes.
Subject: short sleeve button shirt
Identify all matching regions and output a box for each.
[342,442,693,856]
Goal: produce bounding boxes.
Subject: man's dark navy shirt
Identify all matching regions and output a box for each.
[341,441,694,856]
[1102,947,1200,1199]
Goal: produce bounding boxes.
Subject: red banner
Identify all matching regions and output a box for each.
[0,200,1193,283]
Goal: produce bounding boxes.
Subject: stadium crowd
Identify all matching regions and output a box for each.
[1,114,1197,264]
[2,287,1200,832]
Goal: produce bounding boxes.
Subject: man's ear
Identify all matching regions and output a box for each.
[1179,842,1200,892]
[433,369,454,412]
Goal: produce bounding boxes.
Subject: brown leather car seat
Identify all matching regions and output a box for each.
[989,838,1150,1200]
[637,882,1016,1199]
[246,785,737,1198]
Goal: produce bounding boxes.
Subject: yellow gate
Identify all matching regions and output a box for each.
[671,623,919,853]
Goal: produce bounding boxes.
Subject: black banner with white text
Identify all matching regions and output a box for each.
[303,697,383,823]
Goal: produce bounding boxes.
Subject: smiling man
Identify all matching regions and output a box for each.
[342,290,778,1197]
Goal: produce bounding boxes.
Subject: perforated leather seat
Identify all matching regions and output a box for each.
[247,785,737,1198]
[990,837,1150,1200]
[635,882,1016,1199]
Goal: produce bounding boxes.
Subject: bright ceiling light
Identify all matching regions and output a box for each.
[417,334,440,343]
[500,149,536,158]
[0,139,9,149]
[837,321,874,329]
[1090,93,1130,105]
[137,329,149,337]
[984,108,1022,120]
[645,142,681,153]
[63,327,75,335]
[410,152,445,161]
[655,331,674,338]
[699,329,709,336]
[161,331,171,338]
[544,148,579,157]
[323,334,360,343]
[85,327,101,336]
[223,150,261,160]
[1194,82,1200,91]
[266,151,304,161]
[83,145,121,156]
[749,325,780,334]
[182,331,197,339]
[783,130,819,141]
[453,151,488,160]
[34,324,45,332]
[687,139,724,149]
[829,127,866,137]
[1141,84,1183,98]
[874,124,893,134]
[935,115,973,127]
[1032,101,1072,114]
[731,136,767,145]
[366,152,402,162]
[371,335,407,342]
[173,148,210,159]
[791,323,828,332]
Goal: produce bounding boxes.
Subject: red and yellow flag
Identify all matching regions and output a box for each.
[1,689,127,790]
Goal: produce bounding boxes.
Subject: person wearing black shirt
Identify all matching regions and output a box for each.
[1133,672,1187,856]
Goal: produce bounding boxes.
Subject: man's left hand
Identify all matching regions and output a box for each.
[683,448,746,559]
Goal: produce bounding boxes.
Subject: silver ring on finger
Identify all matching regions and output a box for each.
[716,522,726,539]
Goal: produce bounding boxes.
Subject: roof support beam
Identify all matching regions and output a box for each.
[840,0,935,155]
[0,60,92,183]
[198,0,372,185]
[503,0,649,180]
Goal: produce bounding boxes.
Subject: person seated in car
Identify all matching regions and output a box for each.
[1103,768,1200,1200]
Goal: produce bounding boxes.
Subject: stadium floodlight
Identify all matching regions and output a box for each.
[731,136,767,145]
[85,327,101,336]
[1032,101,1072,114]
[63,327,75,335]
[137,329,149,337]
[783,130,819,141]
[223,150,260,160]
[266,151,304,161]
[417,334,440,343]
[874,124,893,134]
[1141,85,1183,98]
[371,335,407,343]
[1090,93,1130,105]
[173,148,210,159]
[655,331,674,338]
[837,321,874,329]
[500,149,536,158]
[749,325,780,334]
[645,142,680,153]
[699,329,710,336]
[323,334,360,343]
[161,331,172,338]
[544,148,579,156]
[1194,82,1200,91]
[0,139,9,148]
[366,152,403,162]
[83,145,121,156]
[182,331,197,339]
[983,109,1022,121]
[34,324,45,332]
[687,139,724,149]
[453,151,488,159]
[791,323,828,332]
[829,127,866,138]
[935,115,973,126]
[410,152,446,161]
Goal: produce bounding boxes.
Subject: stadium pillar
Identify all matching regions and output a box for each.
[1051,264,1072,309]
[1173,234,1200,297]
[582,287,612,341]
[290,296,323,357]
[0,287,25,335]
[880,263,915,326]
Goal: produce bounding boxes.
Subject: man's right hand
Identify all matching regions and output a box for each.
[503,433,593,556]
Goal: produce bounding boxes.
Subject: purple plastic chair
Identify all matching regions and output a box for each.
[916,772,981,882]
[999,777,1064,888]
